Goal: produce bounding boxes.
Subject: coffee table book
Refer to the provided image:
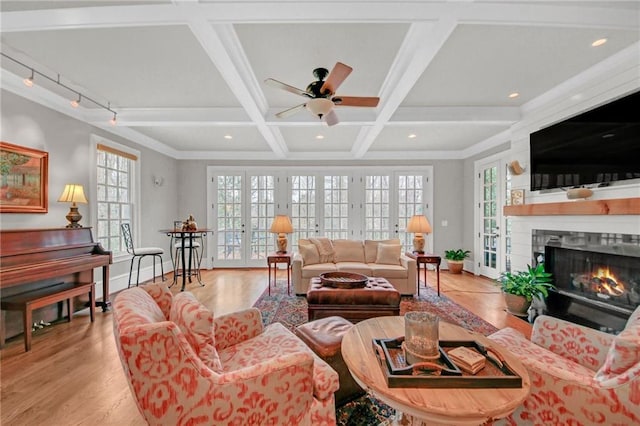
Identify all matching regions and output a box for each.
[448,346,486,374]
[373,338,523,388]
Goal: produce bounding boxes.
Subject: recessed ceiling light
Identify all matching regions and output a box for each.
[408,134,417,139]
[508,92,519,99]
[224,135,233,140]
[592,38,607,47]
[316,135,324,140]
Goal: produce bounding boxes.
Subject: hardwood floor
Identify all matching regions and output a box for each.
[0,268,531,425]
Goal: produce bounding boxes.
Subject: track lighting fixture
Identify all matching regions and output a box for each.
[71,94,81,108]
[23,69,34,87]
[2,53,117,125]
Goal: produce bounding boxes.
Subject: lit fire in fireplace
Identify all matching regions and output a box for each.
[572,267,626,298]
[593,267,625,296]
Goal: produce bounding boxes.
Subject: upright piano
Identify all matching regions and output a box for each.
[0,228,112,341]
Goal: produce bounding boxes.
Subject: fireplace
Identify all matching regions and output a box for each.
[533,230,640,333]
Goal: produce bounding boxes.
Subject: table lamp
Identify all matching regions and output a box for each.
[406,214,432,254]
[269,215,294,253]
[58,184,88,228]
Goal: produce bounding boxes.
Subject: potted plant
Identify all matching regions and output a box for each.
[444,249,470,274]
[497,263,554,316]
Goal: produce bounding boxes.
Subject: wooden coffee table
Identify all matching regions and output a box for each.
[341,316,530,425]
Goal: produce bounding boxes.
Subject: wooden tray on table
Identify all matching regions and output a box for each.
[372,337,523,388]
[319,272,368,289]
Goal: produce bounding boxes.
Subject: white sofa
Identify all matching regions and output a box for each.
[292,238,416,296]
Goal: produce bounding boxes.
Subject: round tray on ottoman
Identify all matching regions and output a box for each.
[319,272,369,289]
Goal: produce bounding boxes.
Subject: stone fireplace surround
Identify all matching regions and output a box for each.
[532,229,640,333]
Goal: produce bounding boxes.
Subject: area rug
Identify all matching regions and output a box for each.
[252,283,499,425]
[253,283,498,336]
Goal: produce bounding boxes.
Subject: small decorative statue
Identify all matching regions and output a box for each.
[182,214,198,231]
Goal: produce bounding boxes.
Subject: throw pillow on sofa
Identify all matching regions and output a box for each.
[364,239,401,263]
[298,242,320,265]
[376,243,402,265]
[310,237,335,263]
[170,292,223,372]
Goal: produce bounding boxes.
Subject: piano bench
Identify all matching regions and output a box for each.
[0,281,95,352]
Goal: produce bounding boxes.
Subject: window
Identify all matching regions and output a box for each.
[93,139,138,256]
[291,175,316,245]
[323,175,349,240]
[365,175,390,240]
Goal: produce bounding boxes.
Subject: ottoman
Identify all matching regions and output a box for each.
[295,316,365,407]
[307,276,401,322]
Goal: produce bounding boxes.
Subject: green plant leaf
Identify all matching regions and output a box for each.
[444,249,471,261]
[496,263,555,301]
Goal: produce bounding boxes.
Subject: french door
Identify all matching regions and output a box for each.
[207,167,433,267]
[209,171,278,267]
[476,161,502,278]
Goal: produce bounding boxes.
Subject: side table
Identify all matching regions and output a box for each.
[406,252,441,296]
[267,252,292,295]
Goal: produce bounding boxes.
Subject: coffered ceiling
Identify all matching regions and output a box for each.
[1,1,638,160]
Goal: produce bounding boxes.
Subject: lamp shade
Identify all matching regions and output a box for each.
[406,215,432,234]
[58,184,88,204]
[269,215,293,234]
[305,98,333,118]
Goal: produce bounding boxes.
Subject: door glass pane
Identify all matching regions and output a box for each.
[365,175,390,240]
[217,175,243,260]
[250,175,275,259]
[324,175,349,240]
[397,174,424,252]
[291,175,316,250]
[481,166,498,269]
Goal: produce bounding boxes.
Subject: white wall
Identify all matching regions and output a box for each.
[1,90,179,296]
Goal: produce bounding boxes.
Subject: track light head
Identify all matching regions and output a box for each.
[71,94,81,108]
[110,112,117,125]
[23,69,34,87]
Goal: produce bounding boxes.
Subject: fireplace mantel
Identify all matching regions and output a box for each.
[504,197,640,216]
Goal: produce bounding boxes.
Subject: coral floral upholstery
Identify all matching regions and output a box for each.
[489,308,640,425]
[113,284,339,425]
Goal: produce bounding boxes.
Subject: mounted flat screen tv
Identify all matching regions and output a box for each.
[530,90,640,191]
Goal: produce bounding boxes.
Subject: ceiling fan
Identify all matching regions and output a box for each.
[265,62,379,126]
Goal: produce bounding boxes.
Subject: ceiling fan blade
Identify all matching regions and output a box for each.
[275,103,306,118]
[324,110,339,126]
[332,96,379,107]
[320,62,353,95]
[265,78,310,98]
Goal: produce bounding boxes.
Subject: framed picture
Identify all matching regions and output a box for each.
[510,189,524,206]
[0,141,49,213]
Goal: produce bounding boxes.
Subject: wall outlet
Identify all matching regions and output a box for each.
[441,220,448,227]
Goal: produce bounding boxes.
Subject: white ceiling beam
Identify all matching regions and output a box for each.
[1,2,635,32]
[92,107,251,126]
[389,106,520,124]
[185,19,288,157]
[83,106,518,126]
[352,17,458,158]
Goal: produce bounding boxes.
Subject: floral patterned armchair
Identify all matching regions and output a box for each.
[112,284,339,425]
[489,307,640,425]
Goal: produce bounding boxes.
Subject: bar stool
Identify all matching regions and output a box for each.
[121,223,165,288]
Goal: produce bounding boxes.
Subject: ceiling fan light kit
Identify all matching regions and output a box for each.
[266,62,379,126]
[306,98,333,119]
